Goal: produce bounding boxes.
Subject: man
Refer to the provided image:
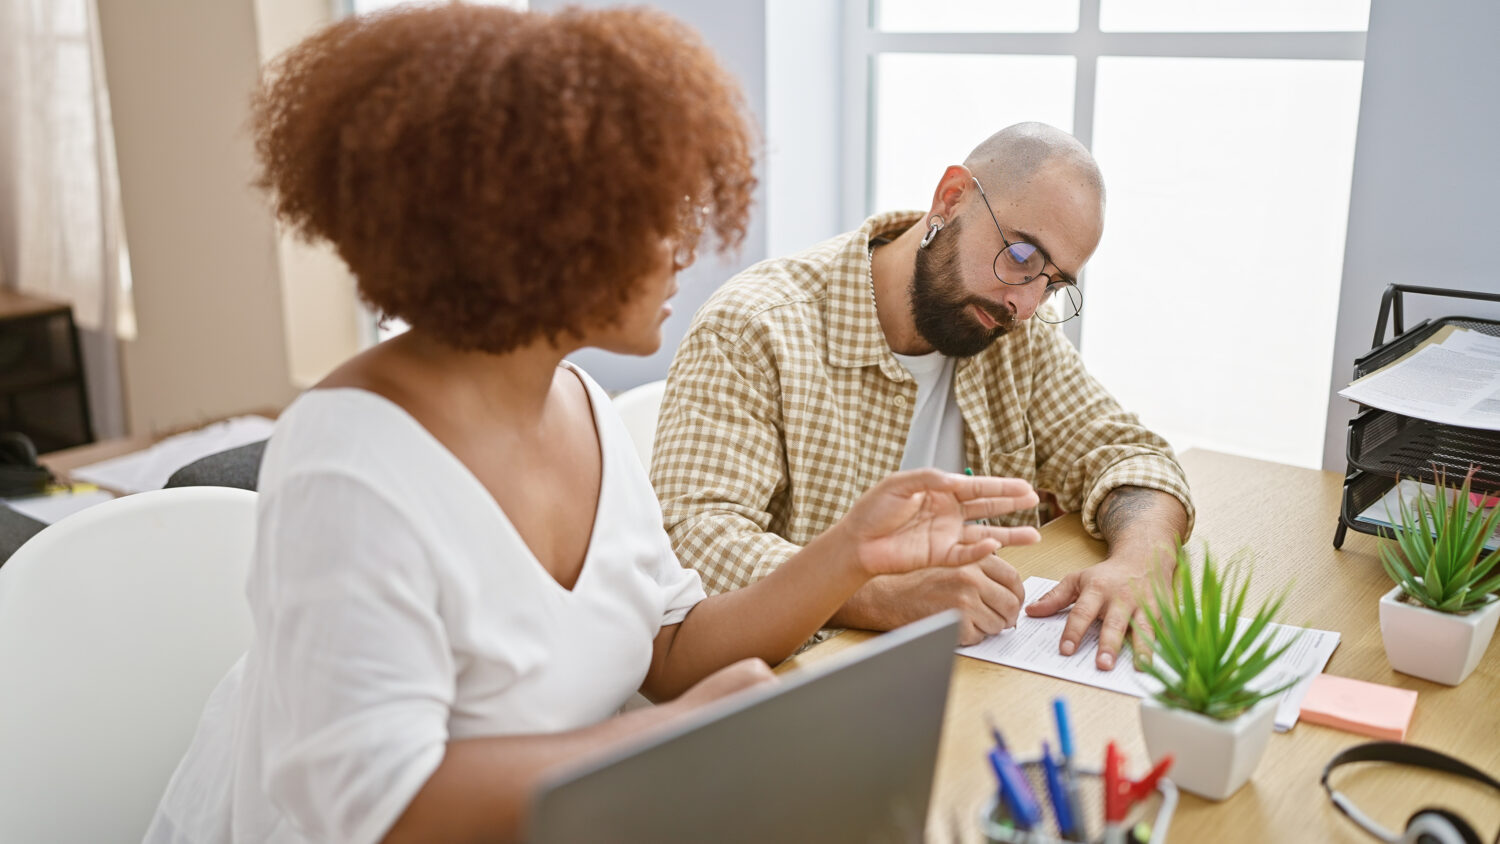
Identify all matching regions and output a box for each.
[650,122,1192,669]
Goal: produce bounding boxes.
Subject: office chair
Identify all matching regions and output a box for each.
[0,487,256,843]
[613,379,668,470]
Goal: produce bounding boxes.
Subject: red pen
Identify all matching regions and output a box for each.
[1129,755,1175,805]
[1103,742,1130,843]
[1104,743,1174,844]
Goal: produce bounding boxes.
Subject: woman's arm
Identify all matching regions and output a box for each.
[640,469,1041,700]
[384,658,772,844]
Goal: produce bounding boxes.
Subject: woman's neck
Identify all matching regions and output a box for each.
[321,329,578,431]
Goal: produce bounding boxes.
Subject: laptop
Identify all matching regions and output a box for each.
[527,611,961,844]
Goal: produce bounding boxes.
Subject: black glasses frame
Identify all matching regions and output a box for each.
[970,176,1082,324]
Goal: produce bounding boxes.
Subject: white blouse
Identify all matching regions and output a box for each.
[146,364,706,844]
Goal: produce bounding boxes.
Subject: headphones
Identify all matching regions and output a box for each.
[0,431,53,498]
[1323,741,1500,844]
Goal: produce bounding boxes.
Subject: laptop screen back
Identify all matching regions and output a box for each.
[527,611,960,844]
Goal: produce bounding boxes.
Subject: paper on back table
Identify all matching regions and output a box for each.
[957,577,1340,731]
[69,416,276,494]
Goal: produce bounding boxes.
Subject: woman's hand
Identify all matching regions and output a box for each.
[839,469,1041,578]
[666,658,778,711]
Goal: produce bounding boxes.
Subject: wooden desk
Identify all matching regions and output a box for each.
[784,450,1500,842]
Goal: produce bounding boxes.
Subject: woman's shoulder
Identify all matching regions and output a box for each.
[260,388,449,490]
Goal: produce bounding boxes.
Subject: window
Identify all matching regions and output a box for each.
[857,0,1367,468]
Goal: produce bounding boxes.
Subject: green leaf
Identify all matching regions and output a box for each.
[1134,541,1304,720]
[1380,470,1500,610]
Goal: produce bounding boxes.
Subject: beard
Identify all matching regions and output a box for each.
[909,217,1015,358]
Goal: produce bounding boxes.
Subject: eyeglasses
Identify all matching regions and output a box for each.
[970,176,1082,324]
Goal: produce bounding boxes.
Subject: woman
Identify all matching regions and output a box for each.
[146,5,1041,843]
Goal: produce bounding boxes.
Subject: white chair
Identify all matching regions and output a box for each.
[613,378,668,470]
[0,487,257,843]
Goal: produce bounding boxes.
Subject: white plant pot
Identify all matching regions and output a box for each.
[1138,695,1276,801]
[1379,584,1500,686]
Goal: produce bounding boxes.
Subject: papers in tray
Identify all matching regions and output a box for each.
[957,577,1341,732]
[1355,478,1500,552]
[1338,326,1500,431]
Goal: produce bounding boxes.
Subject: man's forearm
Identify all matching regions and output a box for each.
[827,575,904,630]
[1095,486,1188,562]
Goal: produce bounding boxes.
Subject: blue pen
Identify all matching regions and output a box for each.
[986,714,1008,752]
[1041,741,1078,839]
[987,739,1042,831]
[1053,698,1088,841]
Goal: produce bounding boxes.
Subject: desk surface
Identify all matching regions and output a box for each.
[784,449,1500,843]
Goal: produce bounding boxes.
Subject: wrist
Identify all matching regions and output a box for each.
[808,520,872,591]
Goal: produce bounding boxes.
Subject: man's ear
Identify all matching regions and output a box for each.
[926,164,974,222]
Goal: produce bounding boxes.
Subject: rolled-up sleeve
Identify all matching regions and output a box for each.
[252,472,452,844]
[1025,323,1195,540]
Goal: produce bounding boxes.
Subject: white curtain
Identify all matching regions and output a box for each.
[0,0,128,439]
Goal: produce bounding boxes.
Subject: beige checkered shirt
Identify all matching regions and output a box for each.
[651,210,1194,599]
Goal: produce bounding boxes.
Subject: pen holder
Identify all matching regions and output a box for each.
[978,760,1177,844]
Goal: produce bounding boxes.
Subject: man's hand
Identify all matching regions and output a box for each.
[831,556,1026,646]
[1025,485,1187,670]
[1024,551,1173,670]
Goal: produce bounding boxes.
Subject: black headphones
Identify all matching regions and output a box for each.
[0,431,53,498]
[1323,741,1500,844]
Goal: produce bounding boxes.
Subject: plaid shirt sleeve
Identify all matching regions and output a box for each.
[1025,322,1195,540]
[649,321,801,596]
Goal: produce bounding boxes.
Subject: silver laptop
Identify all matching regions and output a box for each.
[527,611,961,844]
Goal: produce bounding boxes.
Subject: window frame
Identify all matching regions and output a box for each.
[845,0,1366,346]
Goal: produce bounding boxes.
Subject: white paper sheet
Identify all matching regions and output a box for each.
[1338,327,1500,430]
[3,488,117,524]
[1356,478,1500,551]
[957,577,1341,731]
[69,416,276,494]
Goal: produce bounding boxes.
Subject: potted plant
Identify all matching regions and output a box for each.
[1378,467,1500,686]
[1135,543,1301,801]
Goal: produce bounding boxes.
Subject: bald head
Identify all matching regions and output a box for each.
[964,122,1103,203]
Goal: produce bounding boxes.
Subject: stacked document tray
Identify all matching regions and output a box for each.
[1334,285,1500,549]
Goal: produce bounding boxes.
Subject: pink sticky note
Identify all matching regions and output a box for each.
[1299,674,1418,741]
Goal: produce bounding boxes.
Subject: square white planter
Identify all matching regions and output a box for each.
[1139,695,1276,801]
[1379,585,1500,686]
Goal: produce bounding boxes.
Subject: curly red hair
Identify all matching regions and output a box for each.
[251,3,757,353]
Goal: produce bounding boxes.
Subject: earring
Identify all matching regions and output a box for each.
[919,216,944,249]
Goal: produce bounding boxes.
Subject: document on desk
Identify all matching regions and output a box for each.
[3,487,116,524]
[957,577,1341,731]
[1338,326,1500,430]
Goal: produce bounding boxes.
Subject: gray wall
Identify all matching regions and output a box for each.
[1321,0,1500,471]
[535,0,770,392]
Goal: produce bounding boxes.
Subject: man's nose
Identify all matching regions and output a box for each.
[1000,280,1046,321]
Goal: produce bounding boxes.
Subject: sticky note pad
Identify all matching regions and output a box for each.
[1299,674,1418,741]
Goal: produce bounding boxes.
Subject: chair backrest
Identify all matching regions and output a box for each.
[612,379,668,470]
[0,487,257,843]
[164,438,268,491]
[0,502,46,566]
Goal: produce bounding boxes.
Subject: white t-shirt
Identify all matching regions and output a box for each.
[892,350,966,474]
[145,364,706,844]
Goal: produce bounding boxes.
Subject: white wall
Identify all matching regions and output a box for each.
[1320,0,1500,471]
[766,0,844,258]
[97,0,298,432]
